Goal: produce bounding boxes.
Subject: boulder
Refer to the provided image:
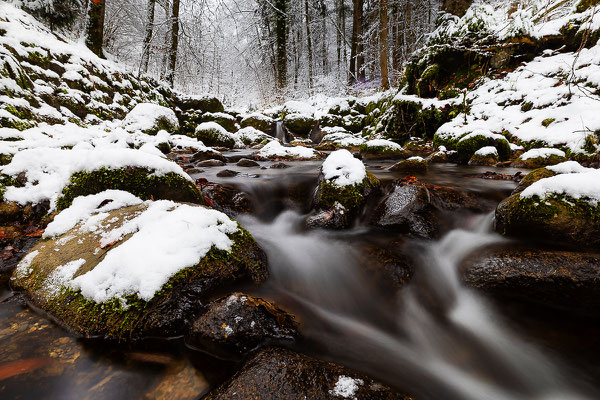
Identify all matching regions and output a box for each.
[186,293,298,359]
[237,158,259,167]
[216,169,239,178]
[191,149,226,163]
[198,181,253,216]
[360,139,405,160]
[468,146,499,166]
[309,150,380,229]
[240,113,274,133]
[121,103,179,135]
[201,112,237,133]
[511,148,567,169]
[283,113,316,137]
[495,163,600,248]
[371,179,489,238]
[389,157,428,173]
[194,122,237,148]
[175,94,224,113]
[11,197,268,340]
[255,141,321,161]
[455,132,510,163]
[463,247,600,314]
[203,347,409,400]
[197,159,226,167]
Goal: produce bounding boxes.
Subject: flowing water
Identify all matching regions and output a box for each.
[1,157,599,399]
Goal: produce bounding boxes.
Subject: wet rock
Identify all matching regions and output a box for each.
[469,171,523,182]
[191,149,226,163]
[199,181,253,216]
[185,168,203,174]
[426,146,457,163]
[236,158,259,167]
[204,347,409,400]
[270,162,290,169]
[197,159,226,167]
[359,243,414,290]
[11,202,268,340]
[463,248,600,314]
[389,157,428,173]
[186,293,298,359]
[0,236,39,277]
[216,169,239,178]
[371,179,489,238]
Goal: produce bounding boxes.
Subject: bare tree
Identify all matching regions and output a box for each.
[85,0,106,57]
[140,0,157,74]
[379,0,389,90]
[166,0,180,86]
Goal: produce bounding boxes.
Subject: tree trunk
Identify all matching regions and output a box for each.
[320,0,327,75]
[166,0,180,87]
[85,0,106,58]
[356,0,364,81]
[140,0,157,75]
[349,0,359,83]
[379,0,389,90]
[275,0,287,89]
[305,0,314,90]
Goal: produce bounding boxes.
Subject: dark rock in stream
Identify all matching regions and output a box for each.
[203,347,410,400]
[186,293,298,359]
[270,162,291,169]
[371,179,490,238]
[197,159,226,167]
[199,181,253,216]
[463,248,600,315]
[216,169,240,178]
[191,149,226,163]
[236,158,260,167]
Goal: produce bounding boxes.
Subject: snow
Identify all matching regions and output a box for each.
[521,168,600,205]
[329,375,364,399]
[256,140,318,160]
[121,103,179,133]
[282,100,315,117]
[547,160,591,174]
[320,130,365,148]
[41,198,241,303]
[435,43,600,154]
[1,147,190,209]
[363,139,403,151]
[14,250,39,279]
[519,148,566,160]
[44,259,86,296]
[475,146,499,156]
[322,150,366,187]
[44,190,143,238]
[236,127,272,143]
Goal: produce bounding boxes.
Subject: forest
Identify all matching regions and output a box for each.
[0,0,600,399]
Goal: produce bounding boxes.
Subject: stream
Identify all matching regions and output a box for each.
[1,154,599,399]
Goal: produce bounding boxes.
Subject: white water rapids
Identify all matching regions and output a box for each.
[240,210,593,400]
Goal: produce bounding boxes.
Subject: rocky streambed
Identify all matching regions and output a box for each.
[1,149,600,400]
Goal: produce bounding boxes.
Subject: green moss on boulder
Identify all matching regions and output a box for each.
[56,167,202,210]
[194,122,236,148]
[455,133,511,163]
[11,204,268,340]
[389,157,429,173]
[283,114,315,137]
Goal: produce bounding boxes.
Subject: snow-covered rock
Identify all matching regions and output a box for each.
[121,103,179,135]
[255,140,321,161]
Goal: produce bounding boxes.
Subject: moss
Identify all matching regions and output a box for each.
[156,142,172,154]
[390,158,429,173]
[359,143,405,159]
[515,154,566,169]
[18,227,266,341]
[194,126,235,148]
[55,167,203,210]
[576,0,600,12]
[521,101,533,112]
[316,171,379,212]
[455,134,511,163]
[541,118,555,127]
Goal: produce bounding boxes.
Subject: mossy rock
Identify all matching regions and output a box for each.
[576,0,600,12]
[512,167,556,194]
[495,192,600,248]
[175,95,224,113]
[202,112,237,133]
[194,123,236,148]
[359,143,406,160]
[240,114,274,133]
[55,167,202,210]
[283,114,315,137]
[389,158,429,173]
[311,171,380,229]
[468,152,499,166]
[512,154,567,169]
[11,204,268,341]
[455,134,511,163]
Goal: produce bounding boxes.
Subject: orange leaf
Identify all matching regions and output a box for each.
[0,358,52,381]
[26,229,44,237]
